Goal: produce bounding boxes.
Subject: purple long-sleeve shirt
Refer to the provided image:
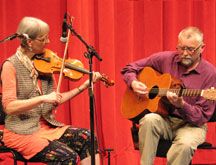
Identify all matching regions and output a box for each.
[121,51,216,126]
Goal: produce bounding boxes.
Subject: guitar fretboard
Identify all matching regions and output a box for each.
[157,88,203,97]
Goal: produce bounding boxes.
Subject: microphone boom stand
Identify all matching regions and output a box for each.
[67,23,102,165]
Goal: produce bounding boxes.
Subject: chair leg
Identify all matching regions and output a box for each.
[10,151,17,165]
[104,148,114,165]
[13,158,17,165]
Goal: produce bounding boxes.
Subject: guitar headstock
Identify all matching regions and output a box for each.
[202,87,216,100]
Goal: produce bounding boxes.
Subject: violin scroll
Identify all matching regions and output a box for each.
[101,74,115,87]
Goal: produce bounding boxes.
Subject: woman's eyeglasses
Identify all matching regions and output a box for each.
[35,35,49,43]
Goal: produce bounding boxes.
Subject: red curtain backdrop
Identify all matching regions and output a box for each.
[1,0,216,164]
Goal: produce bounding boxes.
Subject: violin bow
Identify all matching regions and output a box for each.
[56,14,72,93]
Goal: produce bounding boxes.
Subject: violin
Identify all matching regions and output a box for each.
[33,49,114,87]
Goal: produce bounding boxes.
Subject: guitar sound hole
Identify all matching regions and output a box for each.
[149,86,159,99]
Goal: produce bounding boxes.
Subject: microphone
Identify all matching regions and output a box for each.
[60,13,68,43]
[0,33,18,43]
[0,33,30,43]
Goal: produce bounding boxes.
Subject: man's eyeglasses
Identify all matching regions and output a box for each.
[176,44,202,54]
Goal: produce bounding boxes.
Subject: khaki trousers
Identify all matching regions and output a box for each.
[139,113,207,165]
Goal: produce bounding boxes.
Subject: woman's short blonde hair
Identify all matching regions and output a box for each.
[16,17,49,47]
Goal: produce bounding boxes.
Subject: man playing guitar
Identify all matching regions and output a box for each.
[121,26,216,165]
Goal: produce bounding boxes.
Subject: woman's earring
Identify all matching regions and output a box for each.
[28,47,33,51]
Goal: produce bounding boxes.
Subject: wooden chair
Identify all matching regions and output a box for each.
[131,111,216,164]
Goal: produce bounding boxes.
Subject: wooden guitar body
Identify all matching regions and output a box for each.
[121,67,172,120]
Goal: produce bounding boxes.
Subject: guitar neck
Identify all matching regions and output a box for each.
[159,88,203,97]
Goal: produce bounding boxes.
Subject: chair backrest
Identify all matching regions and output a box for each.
[209,107,216,122]
[131,122,139,150]
[0,94,5,125]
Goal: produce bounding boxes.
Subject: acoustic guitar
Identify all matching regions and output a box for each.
[121,67,216,120]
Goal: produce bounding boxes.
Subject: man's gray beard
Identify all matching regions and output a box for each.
[181,58,193,67]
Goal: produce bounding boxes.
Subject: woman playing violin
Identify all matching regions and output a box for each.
[1,16,101,165]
